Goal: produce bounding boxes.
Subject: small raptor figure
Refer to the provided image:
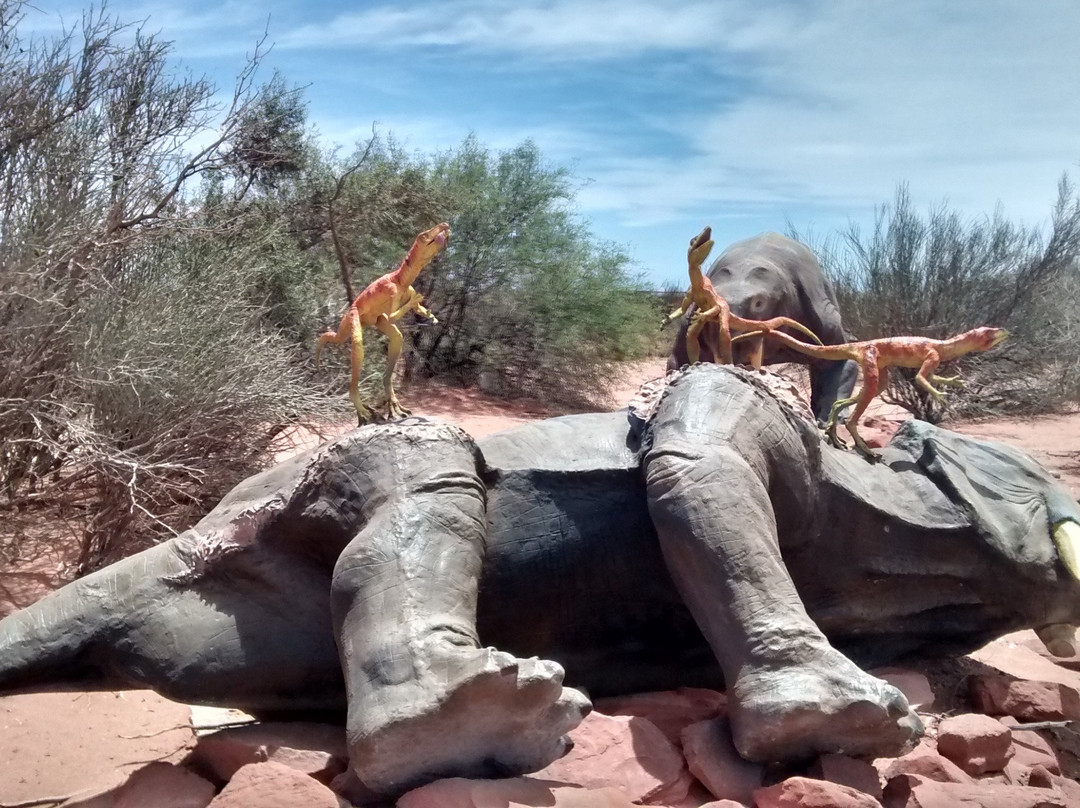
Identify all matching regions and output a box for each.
[316,222,450,423]
[662,226,823,365]
[747,327,1010,459]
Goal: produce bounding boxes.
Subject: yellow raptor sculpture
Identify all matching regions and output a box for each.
[316,223,450,423]
[663,226,824,366]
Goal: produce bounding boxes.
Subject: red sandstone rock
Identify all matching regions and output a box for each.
[680,717,762,805]
[971,634,1080,689]
[810,753,883,799]
[533,711,693,805]
[997,717,1062,785]
[881,775,1066,808]
[876,740,973,784]
[858,416,907,449]
[396,777,638,807]
[753,776,882,807]
[65,762,215,808]
[1026,763,1056,789]
[593,687,726,746]
[193,721,348,784]
[870,668,936,712]
[1046,771,1080,804]
[207,761,344,807]
[970,674,1080,721]
[935,713,1013,775]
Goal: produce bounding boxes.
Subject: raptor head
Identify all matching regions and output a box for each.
[406,222,453,270]
[414,222,451,264]
[967,326,1010,351]
[688,226,714,270]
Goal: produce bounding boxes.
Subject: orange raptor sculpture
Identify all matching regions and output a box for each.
[662,226,823,366]
[745,327,1009,460]
[316,223,450,424]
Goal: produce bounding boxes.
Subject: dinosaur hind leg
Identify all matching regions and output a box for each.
[348,319,375,425]
[375,315,410,419]
[332,432,588,795]
[844,354,883,461]
[825,396,858,449]
[929,373,963,388]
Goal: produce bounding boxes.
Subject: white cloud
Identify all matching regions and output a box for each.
[21,0,1080,283]
[682,2,1080,224]
[558,1,1080,233]
[277,0,799,58]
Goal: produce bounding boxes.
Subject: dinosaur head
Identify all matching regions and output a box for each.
[413,222,451,264]
[967,326,1010,351]
[687,226,714,270]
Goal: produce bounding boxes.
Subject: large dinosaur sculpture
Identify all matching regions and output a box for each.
[662,226,823,366]
[316,222,450,423]
[747,327,1009,459]
[668,232,858,422]
[2,365,1078,798]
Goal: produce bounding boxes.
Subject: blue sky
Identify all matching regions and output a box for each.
[25,1,1080,288]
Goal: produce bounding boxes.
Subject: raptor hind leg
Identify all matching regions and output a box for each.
[348,319,375,425]
[375,315,410,419]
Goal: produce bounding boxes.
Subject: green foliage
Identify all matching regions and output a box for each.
[226,72,308,192]
[801,179,1080,419]
[406,135,658,403]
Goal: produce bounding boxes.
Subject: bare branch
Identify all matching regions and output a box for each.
[327,124,378,305]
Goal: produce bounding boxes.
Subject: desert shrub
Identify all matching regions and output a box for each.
[402,135,659,405]
[804,180,1080,420]
[0,2,333,569]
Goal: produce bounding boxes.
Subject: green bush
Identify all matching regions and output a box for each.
[402,135,659,405]
[802,179,1080,420]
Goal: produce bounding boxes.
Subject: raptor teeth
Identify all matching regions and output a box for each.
[1054,519,1080,582]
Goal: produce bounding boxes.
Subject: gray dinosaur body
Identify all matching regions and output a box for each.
[2,365,1077,795]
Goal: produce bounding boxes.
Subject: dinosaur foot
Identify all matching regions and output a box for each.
[385,396,412,419]
[729,645,921,763]
[847,428,882,462]
[824,423,848,450]
[348,646,590,796]
[352,399,378,426]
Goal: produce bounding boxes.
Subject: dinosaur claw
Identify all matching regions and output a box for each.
[1054,520,1080,582]
[385,398,412,419]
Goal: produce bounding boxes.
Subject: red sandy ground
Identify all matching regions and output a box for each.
[1,358,1078,805]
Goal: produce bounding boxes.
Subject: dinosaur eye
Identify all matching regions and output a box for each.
[749,296,767,314]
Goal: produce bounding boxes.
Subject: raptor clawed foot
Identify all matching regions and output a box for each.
[933,374,964,388]
[851,436,882,463]
[386,396,412,420]
[826,423,848,450]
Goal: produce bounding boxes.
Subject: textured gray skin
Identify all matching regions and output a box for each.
[668,232,859,422]
[2,365,1079,795]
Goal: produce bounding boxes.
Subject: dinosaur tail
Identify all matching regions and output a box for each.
[0,545,161,690]
[0,579,111,689]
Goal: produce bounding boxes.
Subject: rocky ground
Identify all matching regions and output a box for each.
[2,358,1080,807]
